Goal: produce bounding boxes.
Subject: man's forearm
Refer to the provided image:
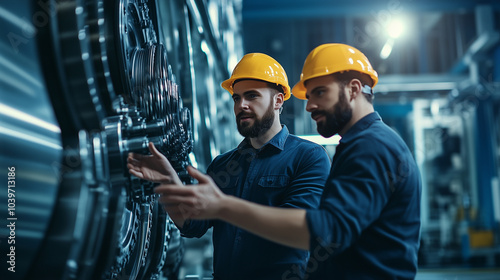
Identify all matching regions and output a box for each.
[217,195,310,250]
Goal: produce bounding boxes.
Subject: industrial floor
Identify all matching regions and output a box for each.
[415,269,500,280]
[174,268,500,280]
[173,232,500,280]
[174,269,500,280]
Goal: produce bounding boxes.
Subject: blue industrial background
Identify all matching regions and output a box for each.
[1,0,499,279]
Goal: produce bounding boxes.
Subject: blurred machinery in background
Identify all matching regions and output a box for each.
[0,0,241,279]
[411,5,500,268]
[244,0,500,269]
[414,86,500,268]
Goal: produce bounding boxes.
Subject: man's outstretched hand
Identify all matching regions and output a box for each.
[156,166,310,250]
[155,166,226,221]
[127,142,182,185]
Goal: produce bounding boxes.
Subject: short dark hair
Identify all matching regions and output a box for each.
[233,78,283,95]
[332,71,375,103]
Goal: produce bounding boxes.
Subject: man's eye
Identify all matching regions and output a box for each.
[314,90,324,96]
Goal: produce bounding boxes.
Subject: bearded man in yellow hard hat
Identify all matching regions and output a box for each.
[127,53,331,279]
[149,43,422,280]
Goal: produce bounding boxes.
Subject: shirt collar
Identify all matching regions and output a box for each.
[237,125,289,152]
[340,112,381,144]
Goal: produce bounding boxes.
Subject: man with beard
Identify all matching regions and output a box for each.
[127,53,331,280]
[152,44,422,280]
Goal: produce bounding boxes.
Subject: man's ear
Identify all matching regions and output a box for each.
[348,79,363,101]
[274,92,284,110]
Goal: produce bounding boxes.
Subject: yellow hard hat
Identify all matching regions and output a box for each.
[221,53,291,100]
[292,43,378,100]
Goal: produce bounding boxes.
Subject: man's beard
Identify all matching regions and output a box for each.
[312,88,352,138]
[236,99,275,138]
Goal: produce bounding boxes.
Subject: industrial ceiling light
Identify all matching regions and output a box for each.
[380,18,405,59]
[387,18,404,39]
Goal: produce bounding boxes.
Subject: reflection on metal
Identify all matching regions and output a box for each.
[0,104,61,133]
[155,0,242,171]
[0,0,240,279]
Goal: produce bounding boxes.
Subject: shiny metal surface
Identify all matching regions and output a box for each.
[0,2,62,280]
[0,0,240,279]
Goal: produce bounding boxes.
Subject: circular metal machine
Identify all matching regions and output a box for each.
[0,0,192,279]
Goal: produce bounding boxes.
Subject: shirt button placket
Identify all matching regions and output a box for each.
[241,153,257,199]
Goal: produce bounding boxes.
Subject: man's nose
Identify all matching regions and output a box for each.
[239,99,250,110]
[305,100,317,112]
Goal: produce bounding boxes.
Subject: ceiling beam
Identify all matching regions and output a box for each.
[375,74,469,93]
[243,0,500,20]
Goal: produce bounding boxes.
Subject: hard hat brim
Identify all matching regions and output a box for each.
[221,78,234,93]
[221,77,292,101]
[291,80,307,100]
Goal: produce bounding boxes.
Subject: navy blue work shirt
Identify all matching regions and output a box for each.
[180,125,331,280]
[305,112,421,280]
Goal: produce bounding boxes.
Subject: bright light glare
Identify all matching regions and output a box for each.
[431,100,440,116]
[189,152,198,168]
[387,19,404,39]
[201,40,210,54]
[380,38,394,59]
[208,2,219,34]
[297,135,341,146]
[228,53,239,74]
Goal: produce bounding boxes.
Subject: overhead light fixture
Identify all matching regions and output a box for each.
[387,18,404,39]
[380,17,406,59]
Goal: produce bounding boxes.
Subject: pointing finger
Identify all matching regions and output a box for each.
[187,166,211,184]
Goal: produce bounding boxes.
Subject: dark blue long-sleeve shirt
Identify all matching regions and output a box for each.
[305,112,421,280]
[180,126,331,280]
